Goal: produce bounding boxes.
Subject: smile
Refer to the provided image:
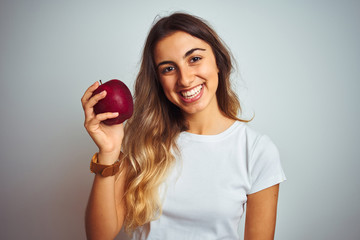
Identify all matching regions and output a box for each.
[180,84,203,99]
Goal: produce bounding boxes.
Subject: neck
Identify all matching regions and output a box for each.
[184,104,235,135]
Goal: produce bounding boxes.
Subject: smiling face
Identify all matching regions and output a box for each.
[154,31,220,117]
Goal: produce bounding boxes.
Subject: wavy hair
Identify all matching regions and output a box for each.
[122,12,250,234]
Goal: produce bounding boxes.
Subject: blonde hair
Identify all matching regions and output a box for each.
[122,12,251,234]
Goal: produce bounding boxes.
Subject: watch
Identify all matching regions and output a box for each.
[90,153,121,177]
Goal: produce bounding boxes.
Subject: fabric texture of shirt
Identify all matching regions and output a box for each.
[132,121,286,240]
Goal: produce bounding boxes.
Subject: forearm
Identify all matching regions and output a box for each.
[85,175,120,239]
[85,153,123,240]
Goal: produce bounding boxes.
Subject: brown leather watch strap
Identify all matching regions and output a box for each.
[90,153,121,177]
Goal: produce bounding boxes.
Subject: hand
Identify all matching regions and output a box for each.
[81,81,124,162]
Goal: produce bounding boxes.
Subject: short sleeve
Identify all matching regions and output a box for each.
[248,135,286,194]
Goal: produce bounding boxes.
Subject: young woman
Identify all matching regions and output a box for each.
[82,12,286,240]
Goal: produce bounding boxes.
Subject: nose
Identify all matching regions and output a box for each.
[177,65,194,87]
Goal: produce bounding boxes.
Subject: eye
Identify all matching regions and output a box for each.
[190,56,202,63]
[161,66,175,74]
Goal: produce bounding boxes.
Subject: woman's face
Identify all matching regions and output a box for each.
[154,31,219,116]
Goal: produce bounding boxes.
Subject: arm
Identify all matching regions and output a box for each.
[81,81,127,239]
[244,184,280,240]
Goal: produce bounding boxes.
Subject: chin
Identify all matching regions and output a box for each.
[181,103,208,115]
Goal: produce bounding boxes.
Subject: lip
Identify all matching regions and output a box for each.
[178,84,204,103]
[179,84,202,93]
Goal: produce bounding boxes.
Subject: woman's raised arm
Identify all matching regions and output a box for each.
[81,81,127,239]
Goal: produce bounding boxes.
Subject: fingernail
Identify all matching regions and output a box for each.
[113,112,119,116]
[101,90,106,95]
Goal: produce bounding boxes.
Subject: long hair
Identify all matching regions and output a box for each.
[122,12,249,234]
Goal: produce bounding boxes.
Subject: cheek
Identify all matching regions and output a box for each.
[159,79,176,97]
[201,64,219,86]
[200,60,218,77]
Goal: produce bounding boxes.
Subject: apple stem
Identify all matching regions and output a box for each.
[99,80,103,85]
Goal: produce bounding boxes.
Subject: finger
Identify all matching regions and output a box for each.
[95,112,119,122]
[81,81,99,106]
[83,90,107,119]
[84,89,107,110]
[85,112,119,132]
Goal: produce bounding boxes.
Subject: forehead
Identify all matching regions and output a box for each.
[154,31,211,61]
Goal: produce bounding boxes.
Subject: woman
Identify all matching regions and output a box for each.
[82,12,286,240]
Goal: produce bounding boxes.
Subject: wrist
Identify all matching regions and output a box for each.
[90,153,121,177]
[97,151,120,165]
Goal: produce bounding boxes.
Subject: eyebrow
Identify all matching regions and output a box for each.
[156,48,206,69]
[184,47,206,58]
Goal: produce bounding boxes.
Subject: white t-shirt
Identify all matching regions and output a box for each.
[132,121,286,239]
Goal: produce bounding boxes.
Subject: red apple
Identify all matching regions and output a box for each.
[92,79,133,125]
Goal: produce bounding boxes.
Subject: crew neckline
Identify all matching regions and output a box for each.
[179,121,244,142]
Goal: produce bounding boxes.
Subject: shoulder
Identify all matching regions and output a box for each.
[243,125,286,194]
[240,123,278,157]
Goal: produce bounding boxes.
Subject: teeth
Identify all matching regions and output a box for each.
[181,85,203,99]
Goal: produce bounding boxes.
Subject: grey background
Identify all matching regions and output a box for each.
[1,0,359,239]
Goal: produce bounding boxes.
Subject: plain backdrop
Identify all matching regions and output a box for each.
[1,0,359,239]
